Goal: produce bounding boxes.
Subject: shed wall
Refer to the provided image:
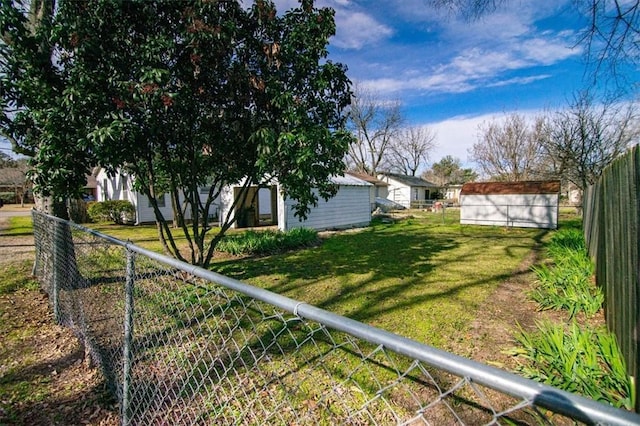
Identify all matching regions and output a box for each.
[460,193,559,229]
[280,185,371,231]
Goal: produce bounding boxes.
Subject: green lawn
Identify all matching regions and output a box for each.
[19,209,558,350]
[211,210,548,349]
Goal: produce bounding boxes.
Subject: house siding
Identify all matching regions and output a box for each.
[280,185,371,231]
[460,193,559,229]
[95,168,218,224]
[377,173,438,209]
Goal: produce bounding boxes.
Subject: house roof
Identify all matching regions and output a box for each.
[331,174,373,187]
[378,172,438,188]
[0,167,25,185]
[345,171,388,186]
[461,180,561,195]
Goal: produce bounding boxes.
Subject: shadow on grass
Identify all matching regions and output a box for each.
[212,221,548,326]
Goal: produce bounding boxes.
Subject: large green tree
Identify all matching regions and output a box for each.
[422,155,476,186]
[1,0,353,267]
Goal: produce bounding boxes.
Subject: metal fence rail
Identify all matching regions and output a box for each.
[31,210,640,425]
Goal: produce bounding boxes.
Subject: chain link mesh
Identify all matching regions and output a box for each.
[31,211,639,425]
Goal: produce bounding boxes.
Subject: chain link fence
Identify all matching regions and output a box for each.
[31,210,640,425]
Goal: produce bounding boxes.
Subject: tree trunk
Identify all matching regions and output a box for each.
[34,195,68,219]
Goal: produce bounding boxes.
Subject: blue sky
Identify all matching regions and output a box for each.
[1,1,634,168]
[276,0,621,166]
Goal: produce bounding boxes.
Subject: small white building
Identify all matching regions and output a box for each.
[97,168,372,231]
[344,171,389,211]
[95,168,219,224]
[377,173,439,209]
[221,174,373,231]
[460,181,561,229]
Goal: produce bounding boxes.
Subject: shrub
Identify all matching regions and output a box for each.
[508,321,635,410]
[530,228,603,317]
[87,200,136,224]
[0,192,15,203]
[217,228,318,256]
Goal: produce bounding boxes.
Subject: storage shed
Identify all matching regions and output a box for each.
[279,174,372,231]
[221,174,373,231]
[460,181,561,229]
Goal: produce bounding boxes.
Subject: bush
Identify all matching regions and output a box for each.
[0,192,15,203]
[530,228,603,317]
[87,200,136,224]
[217,228,318,256]
[508,321,635,410]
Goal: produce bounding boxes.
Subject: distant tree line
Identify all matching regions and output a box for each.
[470,91,640,195]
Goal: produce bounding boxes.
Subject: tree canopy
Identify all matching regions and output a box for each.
[423,155,477,186]
[1,0,353,266]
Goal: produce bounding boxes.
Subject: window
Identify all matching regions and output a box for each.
[102,179,109,201]
[148,194,166,208]
[120,175,129,200]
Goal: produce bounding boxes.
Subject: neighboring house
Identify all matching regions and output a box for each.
[345,171,388,211]
[97,169,372,231]
[377,172,439,209]
[460,181,561,229]
[95,168,219,224]
[443,184,463,204]
[221,174,373,231]
[0,167,29,204]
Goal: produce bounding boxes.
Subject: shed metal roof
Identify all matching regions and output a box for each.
[331,174,373,187]
[461,180,561,195]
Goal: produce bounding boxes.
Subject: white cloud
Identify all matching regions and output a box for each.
[426,109,544,167]
[518,37,582,64]
[485,74,552,88]
[332,11,394,49]
[357,31,580,96]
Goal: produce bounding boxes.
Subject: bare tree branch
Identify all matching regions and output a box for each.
[388,126,437,176]
[346,83,404,175]
[470,113,546,181]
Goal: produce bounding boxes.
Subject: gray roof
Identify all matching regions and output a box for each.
[378,172,438,188]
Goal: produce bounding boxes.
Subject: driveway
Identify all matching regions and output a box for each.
[0,205,35,264]
[0,204,33,217]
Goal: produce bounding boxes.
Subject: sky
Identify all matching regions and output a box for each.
[1,1,635,169]
[276,0,635,167]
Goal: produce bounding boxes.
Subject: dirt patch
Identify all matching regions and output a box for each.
[450,239,604,371]
[0,218,119,425]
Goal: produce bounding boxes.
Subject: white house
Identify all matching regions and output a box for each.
[95,168,219,224]
[377,172,439,209]
[96,169,372,231]
[460,181,561,229]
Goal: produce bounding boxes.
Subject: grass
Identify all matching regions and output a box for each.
[5,216,34,236]
[216,228,319,256]
[72,210,546,350]
[509,212,633,411]
[210,209,545,349]
[0,261,39,295]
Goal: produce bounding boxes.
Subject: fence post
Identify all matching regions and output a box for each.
[122,249,135,426]
[52,220,61,323]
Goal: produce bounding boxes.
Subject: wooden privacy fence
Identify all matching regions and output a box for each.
[583,145,640,411]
